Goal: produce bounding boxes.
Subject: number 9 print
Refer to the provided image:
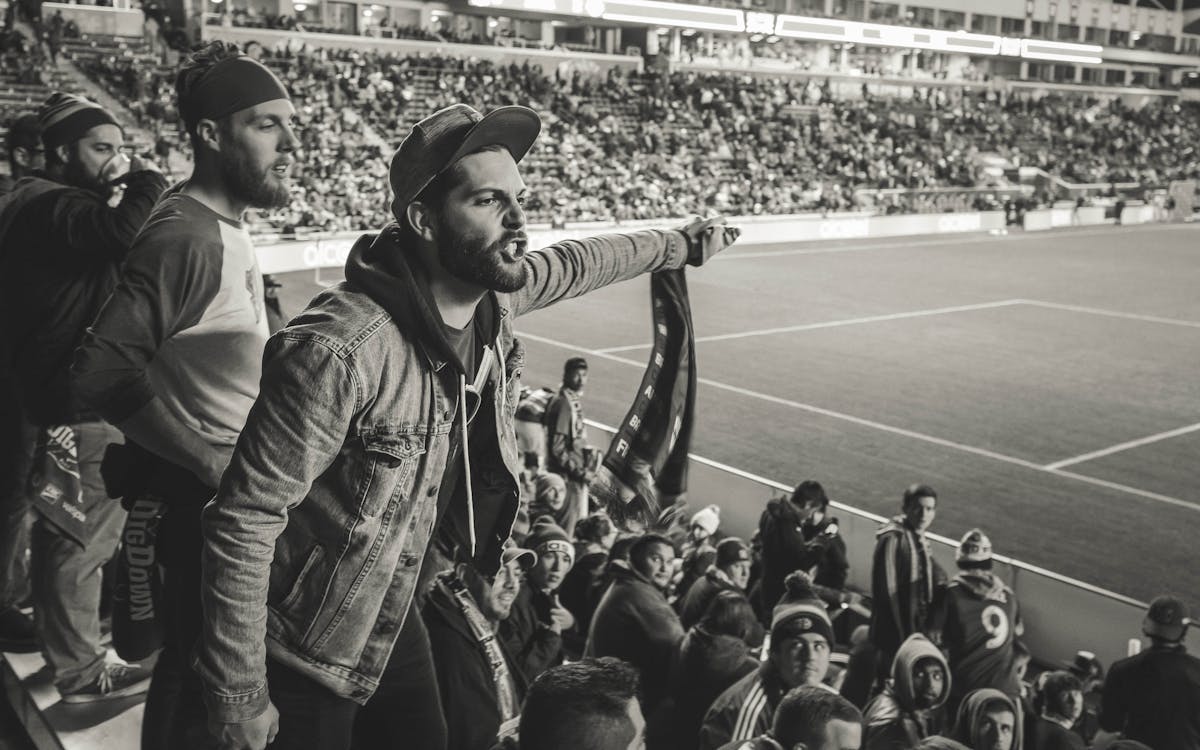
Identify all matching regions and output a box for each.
[981,604,1009,649]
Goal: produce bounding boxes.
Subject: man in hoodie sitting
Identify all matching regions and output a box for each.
[864,633,951,749]
[950,689,1021,750]
[586,533,685,720]
[424,543,536,750]
[929,530,1024,717]
[700,572,838,750]
[500,518,576,682]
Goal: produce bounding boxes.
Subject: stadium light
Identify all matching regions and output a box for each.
[294,2,307,10]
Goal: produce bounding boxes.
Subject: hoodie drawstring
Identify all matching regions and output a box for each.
[460,373,476,557]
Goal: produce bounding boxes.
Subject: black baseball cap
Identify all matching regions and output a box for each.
[388,104,541,221]
[1142,595,1192,642]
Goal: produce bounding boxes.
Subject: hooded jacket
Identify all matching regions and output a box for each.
[952,688,1023,750]
[759,498,849,612]
[586,564,685,713]
[865,634,951,749]
[699,661,841,750]
[198,225,691,723]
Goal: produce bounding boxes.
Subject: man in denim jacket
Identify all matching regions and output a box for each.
[196,103,740,750]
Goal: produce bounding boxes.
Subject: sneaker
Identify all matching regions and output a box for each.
[0,606,39,653]
[60,662,152,704]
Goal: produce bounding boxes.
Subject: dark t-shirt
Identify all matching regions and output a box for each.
[1099,646,1200,750]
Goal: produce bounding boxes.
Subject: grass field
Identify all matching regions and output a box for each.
[277,223,1200,604]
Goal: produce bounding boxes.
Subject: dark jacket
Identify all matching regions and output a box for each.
[586,564,685,713]
[864,634,950,750]
[3,171,167,425]
[1030,718,1086,750]
[679,567,765,648]
[758,499,848,613]
[498,581,562,683]
[1099,644,1200,750]
[558,547,607,659]
[423,577,528,750]
[661,626,759,750]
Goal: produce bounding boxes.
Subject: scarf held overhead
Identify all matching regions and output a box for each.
[601,269,696,506]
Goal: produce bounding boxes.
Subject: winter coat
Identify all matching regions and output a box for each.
[498,581,563,683]
[870,515,939,661]
[864,634,950,750]
[700,663,838,750]
[679,567,764,649]
[586,564,685,713]
[1030,717,1086,750]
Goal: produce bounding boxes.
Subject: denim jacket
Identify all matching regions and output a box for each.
[197,225,690,722]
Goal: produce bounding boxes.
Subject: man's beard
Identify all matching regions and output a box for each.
[219,146,291,209]
[436,213,528,293]
[62,155,107,196]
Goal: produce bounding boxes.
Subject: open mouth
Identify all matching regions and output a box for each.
[499,237,527,262]
[271,162,293,178]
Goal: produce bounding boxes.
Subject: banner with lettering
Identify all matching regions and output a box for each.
[597,269,696,522]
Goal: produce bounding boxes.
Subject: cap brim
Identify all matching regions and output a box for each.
[1143,615,1187,641]
[502,547,537,571]
[446,105,541,178]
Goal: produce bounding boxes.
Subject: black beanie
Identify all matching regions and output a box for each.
[38,92,121,152]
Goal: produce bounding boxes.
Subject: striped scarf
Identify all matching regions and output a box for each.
[444,575,520,736]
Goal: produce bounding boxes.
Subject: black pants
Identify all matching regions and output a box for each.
[270,610,448,750]
[141,482,215,750]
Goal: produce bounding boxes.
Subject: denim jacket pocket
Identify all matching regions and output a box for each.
[279,544,325,613]
[358,432,427,518]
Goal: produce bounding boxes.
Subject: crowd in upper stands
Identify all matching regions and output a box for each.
[2,19,1199,750]
[39,34,1200,233]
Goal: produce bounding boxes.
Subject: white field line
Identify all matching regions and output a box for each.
[1044,422,1200,470]
[716,222,1197,261]
[583,417,1146,608]
[596,299,1025,353]
[1018,299,1200,329]
[518,331,1200,514]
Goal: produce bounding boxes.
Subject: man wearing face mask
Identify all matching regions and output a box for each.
[2,91,166,704]
[71,41,297,748]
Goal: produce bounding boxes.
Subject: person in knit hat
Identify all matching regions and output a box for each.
[699,572,837,750]
[677,503,723,604]
[1,89,167,706]
[679,537,761,645]
[929,529,1024,718]
[500,518,577,683]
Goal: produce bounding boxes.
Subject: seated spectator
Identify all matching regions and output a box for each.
[759,481,850,617]
[949,688,1021,750]
[559,512,617,658]
[680,537,759,638]
[840,625,881,710]
[864,633,951,749]
[1096,595,1200,750]
[1060,651,1102,744]
[929,529,1023,714]
[424,544,536,750]
[528,472,576,534]
[661,591,762,750]
[720,686,864,750]
[700,572,837,749]
[677,504,722,602]
[517,657,645,750]
[586,533,685,718]
[500,520,576,682]
[1029,671,1084,750]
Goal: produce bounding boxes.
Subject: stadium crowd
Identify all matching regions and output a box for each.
[55,37,1200,233]
[0,29,1199,750]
